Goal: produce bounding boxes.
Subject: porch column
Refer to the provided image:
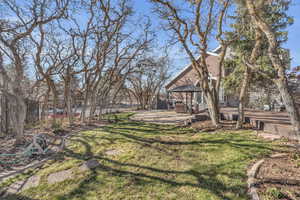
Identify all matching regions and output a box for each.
[190,92,193,115]
[185,92,188,113]
[167,91,170,110]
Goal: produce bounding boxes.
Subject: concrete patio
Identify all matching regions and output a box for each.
[131,110,194,125]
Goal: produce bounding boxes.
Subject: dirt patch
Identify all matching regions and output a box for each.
[131,111,193,125]
[256,152,300,199]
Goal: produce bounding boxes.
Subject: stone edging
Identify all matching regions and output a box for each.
[247,153,288,200]
[247,159,264,200]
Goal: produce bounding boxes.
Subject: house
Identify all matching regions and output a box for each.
[165,47,238,113]
[165,47,299,113]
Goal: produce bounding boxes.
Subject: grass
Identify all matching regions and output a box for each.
[4,113,276,200]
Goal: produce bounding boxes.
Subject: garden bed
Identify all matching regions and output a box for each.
[0,135,42,170]
[256,151,300,200]
[0,118,110,172]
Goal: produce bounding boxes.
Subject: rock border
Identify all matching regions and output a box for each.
[247,153,288,200]
[247,159,264,200]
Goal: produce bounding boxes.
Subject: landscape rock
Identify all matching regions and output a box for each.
[47,169,73,184]
[22,175,41,191]
[270,153,288,158]
[105,149,121,156]
[5,175,41,195]
[247,159,265,200]
[79,159,100,172]
[5,180,24,194]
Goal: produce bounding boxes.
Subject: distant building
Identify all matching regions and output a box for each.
[165,47,300,113]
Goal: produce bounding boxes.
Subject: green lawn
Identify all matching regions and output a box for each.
[5,113,275,200]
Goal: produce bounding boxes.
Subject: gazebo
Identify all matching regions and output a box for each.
[167,84,201,114]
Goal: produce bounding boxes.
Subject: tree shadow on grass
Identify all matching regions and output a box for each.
[56,134,279,200]
[102,126,281,155]
[48,117,287,200]
[3,193,41,200]
[60,143,248,200]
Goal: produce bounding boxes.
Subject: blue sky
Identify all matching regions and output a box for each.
[285,1,300,68]
[133,0,300,71]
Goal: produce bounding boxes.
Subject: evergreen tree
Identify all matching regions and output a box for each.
[225,0,293,128]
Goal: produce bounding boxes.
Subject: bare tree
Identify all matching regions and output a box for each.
[30,23,75,125]
[215,0,234,98]
[151,0,231,127]
[60,54,80,125]
[94,20,153,116]
[0,0,69,143]
[128,56,170,110]
[63,0,152,122]
[63,0,134,122]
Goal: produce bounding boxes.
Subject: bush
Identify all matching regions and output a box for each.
[266,187,285,199]
[51,121,62,131]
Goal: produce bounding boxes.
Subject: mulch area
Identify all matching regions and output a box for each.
[256,151,300,200]
[0,119,110,171]
[0,135,39,171]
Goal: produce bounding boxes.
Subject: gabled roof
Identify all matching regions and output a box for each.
[168,84,201,92]
[165,47,221,89]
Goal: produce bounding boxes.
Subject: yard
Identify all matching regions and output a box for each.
[1,113,284,200]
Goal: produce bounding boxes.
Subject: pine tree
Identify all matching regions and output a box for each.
[226,0,294,128]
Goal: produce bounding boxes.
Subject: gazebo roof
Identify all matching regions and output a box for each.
[168,84,201,92]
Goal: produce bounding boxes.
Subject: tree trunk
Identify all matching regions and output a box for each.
[64,77,73,125]
[89,92,97,119]
[44,78,58,126]
[15,95,26,144]
[52,92,59,125]
[236,66,251,129]
[66,94,73,125]
[6,89,26,144]
[275,79,300,131]
[204,91,220,127]
[1,51,27,144]
[41,88,50,121]
[192,59,220,127]
[81,89,89,123]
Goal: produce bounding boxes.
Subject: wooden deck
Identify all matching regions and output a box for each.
[220,108,297,140]
[131,109,298,140]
